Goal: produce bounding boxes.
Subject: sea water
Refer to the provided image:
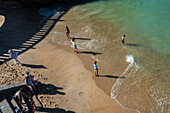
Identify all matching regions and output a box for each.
[40,0,170,112]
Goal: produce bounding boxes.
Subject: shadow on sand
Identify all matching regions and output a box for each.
[36,107,75,113]
[125,43,142,46]
[32,82,66,112]
[72,37,91,40]
[97,75,126,79]
[78,51,101,56]
[36,83,65,95]
[22,63,47,69]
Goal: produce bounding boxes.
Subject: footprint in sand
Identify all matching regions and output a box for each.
[79,91,84,96]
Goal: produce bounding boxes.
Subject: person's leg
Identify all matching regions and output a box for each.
[94,71,96,76]
[66,33,69,39]
[96,70,98,76]
[14,97,23,111]
[14,58,17,64]
[28,86,34,94]
[15,58,22,65]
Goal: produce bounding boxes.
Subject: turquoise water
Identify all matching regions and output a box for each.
[69,0,170,113]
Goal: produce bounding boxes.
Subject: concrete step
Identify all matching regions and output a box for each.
[0,97,13,113]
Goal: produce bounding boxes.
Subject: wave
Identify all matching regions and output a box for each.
[111,55,140,113]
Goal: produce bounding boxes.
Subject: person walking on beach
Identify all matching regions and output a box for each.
[8,49,22,66]
[122,35,126,44]
[93,61,99,77]
[71,38,78,53]
[65,25,70,39]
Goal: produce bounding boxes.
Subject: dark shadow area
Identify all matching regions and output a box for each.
[98,75,126,79]
[125,43,142,46]
[78,51,101,56]
[72,37,91,40]
[22,63,47,69]
[58,20,65,21]
[36,82,65,95]
[36,106,75,113]
[35,94,43,108]
[0,0,99,65]
[33,82,66,112]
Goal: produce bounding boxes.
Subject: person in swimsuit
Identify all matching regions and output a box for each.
[71,38,78,53]
[93,61,99,76]
[122,35,126,44]
[65,25,70,39]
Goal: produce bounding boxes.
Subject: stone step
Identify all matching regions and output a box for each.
[0,97,13,113]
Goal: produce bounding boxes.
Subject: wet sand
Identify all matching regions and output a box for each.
[0,9,138,113]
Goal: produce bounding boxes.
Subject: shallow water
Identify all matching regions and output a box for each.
[40,0,170,112]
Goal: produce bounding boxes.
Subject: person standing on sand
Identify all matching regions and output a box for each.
[93,61,99,77]
[8,49,22,66]
[71,38,78,53]
[65,25,70,39]
[122,35,126,44]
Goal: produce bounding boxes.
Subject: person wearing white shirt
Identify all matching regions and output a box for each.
[71,38,78,53]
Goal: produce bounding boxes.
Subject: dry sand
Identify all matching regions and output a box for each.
[0,15,5,28]
[0,10,138,113]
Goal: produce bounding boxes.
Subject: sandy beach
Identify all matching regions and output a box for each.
[0,8,138,113]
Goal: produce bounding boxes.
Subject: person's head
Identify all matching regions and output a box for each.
[8,49,13,53]
[26,72,29,75]
[94,61,97,64]
[72,38,75,42]
[26,76,29,79]
[65,25,67,28]
[123,35,126,37]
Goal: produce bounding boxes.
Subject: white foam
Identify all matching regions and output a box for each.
[111,55,140,113]
[126,55,135,64]
[150,87,169,113]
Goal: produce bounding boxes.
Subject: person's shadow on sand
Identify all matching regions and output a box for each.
[78,51,101,56]
[36,82,65,95]
[33,82,65,108]
[97,75,126,79]
[71,37,91,40]
[125,43,142,46]
[35,107,75,113]
[22,63,47,69]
